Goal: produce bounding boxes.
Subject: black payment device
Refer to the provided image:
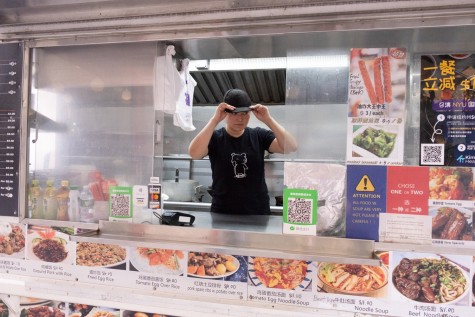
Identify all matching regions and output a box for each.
[160,211,195,226]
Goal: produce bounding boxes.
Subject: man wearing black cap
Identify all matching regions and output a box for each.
[189,89,298,215]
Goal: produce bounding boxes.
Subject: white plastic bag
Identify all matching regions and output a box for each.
[153,45,182,114]
[173,58,197,131]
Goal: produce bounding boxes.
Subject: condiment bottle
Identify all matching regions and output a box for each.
[43,180,58,220]
[30,179,44,219]
[56,180,70,221]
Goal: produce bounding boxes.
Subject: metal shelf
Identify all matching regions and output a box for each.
[156,155,346,164]
[70,220,380,266]
[375,241,475,256]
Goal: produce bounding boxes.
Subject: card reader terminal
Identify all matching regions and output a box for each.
[160,211,195,226]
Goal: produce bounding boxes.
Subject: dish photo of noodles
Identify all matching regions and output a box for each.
[392,256,469,304]
[248,257,311,290]
[317,263,387,295]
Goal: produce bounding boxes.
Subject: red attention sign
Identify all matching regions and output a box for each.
[386,166,429,215]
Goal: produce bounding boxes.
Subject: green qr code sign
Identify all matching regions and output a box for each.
[283,188,318,225]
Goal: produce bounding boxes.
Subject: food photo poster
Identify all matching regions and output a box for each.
[347,47,407,166]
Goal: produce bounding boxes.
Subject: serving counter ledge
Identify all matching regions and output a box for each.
[70,211,380,265]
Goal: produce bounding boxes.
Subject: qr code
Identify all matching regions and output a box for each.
[287,198,313,224]
[110,194,131,217]
[421,143,444,165]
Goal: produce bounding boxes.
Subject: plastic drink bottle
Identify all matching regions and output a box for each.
[69,186,80,221]
[43,180,58,220]
[56,180,70,221]
[79,185,95,222]
[30,180,44,219]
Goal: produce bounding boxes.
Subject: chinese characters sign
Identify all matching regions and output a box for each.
[420,53,475,166]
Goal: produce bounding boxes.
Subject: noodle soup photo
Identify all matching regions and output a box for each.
[317,263,388,297]
[390,252,470,306]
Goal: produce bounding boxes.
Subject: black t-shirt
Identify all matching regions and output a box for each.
[208,127,275,214]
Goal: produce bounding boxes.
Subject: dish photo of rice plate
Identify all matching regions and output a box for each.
[187,252,240,279]
[76,242,126,267]
[317,263,388,296]
[392,256,469,305]
[248,257,312,290]
[129,247,185,275]
[27,230,72,264]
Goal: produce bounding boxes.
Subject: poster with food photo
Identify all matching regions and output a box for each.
[248,257,313,290]
[0,222,25,259]
[75,242,127,270]
[68,303,119,317]
[0,294,17,317]
[419,53,475,166]
[430,206,473,242]
[187,252,245,282]
[346,119,405,165]
[348,48,407,118]
[472,257,475,307]
[247,257,315,307]
[122,310,178,317]
[315,262,388,298]
[183,252,247,300]
[390,252,471,307]
[428,167,475,204]
[129,247,185,275]
[19,298,65,317]
[26,226,74,265]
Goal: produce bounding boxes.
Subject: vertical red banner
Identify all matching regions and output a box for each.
[386,166,429,215]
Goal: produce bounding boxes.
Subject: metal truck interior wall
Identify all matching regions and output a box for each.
[29,25,475,206]
[29,43,156,191]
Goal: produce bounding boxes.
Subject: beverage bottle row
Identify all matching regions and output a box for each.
[29,179,95,222]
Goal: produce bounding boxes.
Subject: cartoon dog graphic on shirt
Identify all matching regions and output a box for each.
[231,153,248,178]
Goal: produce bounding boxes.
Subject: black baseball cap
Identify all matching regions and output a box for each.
[223,89,252,113]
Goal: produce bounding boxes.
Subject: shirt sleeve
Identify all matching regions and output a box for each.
[256,127,276,151]
[208,129,218,157]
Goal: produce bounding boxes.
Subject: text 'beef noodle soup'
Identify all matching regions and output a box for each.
[393,257,467,304]
[318,263,387,294]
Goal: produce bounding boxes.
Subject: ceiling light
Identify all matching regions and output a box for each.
[189,55,348,71]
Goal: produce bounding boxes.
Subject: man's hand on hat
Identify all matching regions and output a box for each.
[250,104,270,122]
[213,102,234,122]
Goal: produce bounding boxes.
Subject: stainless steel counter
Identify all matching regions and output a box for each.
[71,211,380,265]
[172,210,284,234]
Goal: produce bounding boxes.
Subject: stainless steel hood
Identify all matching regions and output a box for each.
[191,69,286,106]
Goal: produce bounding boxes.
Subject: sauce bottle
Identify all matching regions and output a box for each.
[43,180,58,220]
[56,180,70,221]
[30,179,44,219]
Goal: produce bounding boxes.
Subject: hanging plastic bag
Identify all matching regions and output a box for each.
[173,58,197,131]
[153,45,182,114]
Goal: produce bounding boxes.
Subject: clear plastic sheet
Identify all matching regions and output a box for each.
[284,162,346,236]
